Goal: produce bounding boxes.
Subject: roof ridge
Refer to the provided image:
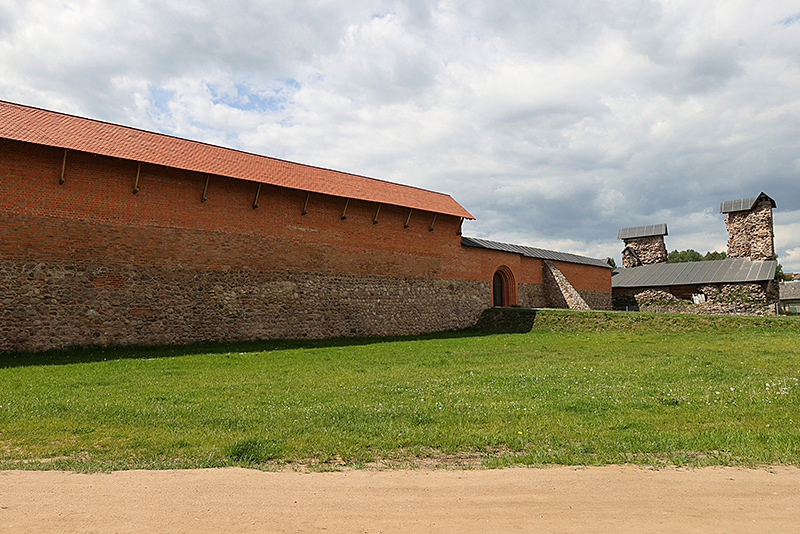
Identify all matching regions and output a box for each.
[0,99,457,200]
[462,236,611,268]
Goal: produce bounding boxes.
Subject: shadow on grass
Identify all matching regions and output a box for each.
[0,308,538,369]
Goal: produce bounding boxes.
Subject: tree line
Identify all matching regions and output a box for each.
[666,249,727,263]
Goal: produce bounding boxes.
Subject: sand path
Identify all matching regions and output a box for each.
[2,466,799,533]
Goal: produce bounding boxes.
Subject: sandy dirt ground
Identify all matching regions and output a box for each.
[2,466,799,533]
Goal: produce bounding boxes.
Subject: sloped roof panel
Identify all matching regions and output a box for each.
[612,258,777,288]
[617,224,668,240]
[720,192,776,213]
[461,236,612,268]
[720,197,757,214]
[780,282,800,300]
[0,100,474,219]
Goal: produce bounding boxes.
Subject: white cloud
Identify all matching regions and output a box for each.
[1,0,799,270]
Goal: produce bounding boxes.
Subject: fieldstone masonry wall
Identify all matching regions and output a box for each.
[517,282,547,309]
[578,289,613,311]
[726,201,775,260]
[613,281,778,316]
[0,260,489,353]
[621,235,668,268]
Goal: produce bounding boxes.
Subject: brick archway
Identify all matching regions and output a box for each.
[492,265,518,307]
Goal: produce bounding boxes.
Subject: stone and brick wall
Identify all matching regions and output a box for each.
[542,260,590,309]
[0,137,612,352]
[726,201,775,261]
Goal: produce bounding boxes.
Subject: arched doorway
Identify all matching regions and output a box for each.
[492,266,517,307]
[493,271,505,307]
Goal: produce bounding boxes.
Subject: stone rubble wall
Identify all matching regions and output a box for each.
[621,235,668,268]
[612,281,778,316]
[517,282,547,308]
[0,260,490,353]
[542,261,591,310]
[725,201,775,261]
[577,288,613,311]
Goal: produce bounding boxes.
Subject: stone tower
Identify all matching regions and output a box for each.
[617,224,668,268]
[720,192,776,261]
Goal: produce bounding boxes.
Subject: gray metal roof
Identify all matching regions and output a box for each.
[461,236,612,269]
[780,282,800,301]
[720,192,776,213]
[617,224,668,240]
[612,258,777,288]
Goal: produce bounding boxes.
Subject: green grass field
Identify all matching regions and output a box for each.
[1,310,799,471]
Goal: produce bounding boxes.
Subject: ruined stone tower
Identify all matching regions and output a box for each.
[720,192,776,261]
[617,224,668,268]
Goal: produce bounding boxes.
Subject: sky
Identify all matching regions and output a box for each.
[1,0,799,271]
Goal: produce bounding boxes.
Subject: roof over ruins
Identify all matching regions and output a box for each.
[0,100,474,219]
[720,192,776,214]
[780,282,800,301]
[461,236,612,268]
[612,258,777,288]
[617,224,668,240]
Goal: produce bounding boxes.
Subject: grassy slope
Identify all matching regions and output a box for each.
[1,310,799,471]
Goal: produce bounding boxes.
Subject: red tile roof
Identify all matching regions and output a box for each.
[0,100,474,219]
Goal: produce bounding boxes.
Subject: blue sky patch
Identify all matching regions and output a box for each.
[148,86,175,114]
[208,79,300,112]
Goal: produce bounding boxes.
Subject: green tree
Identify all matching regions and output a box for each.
[667,249,703,263]
[703,251,727,261]
[775,262,793,281]
[667,249,726,263]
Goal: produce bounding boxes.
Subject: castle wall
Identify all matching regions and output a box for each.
[0,138,611,352]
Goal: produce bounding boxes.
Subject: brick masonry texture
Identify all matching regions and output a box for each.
[725,201,775,261]
[621,235,668,268]
[0,137,612,352]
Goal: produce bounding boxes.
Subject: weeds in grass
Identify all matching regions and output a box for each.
[226,437,282,465]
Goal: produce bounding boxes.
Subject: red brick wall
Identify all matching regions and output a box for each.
[0,137,611,351]
[550,260,612,293]
[0,138,467,276]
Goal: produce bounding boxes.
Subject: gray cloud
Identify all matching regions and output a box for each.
[1,0,799,270]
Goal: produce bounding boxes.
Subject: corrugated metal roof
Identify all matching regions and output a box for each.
[461,236,612,269]
[612,258,777,288]
[617,224,668,240]
[0,100,474,219]
[720,192,776,213]
[780,282,800,301]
